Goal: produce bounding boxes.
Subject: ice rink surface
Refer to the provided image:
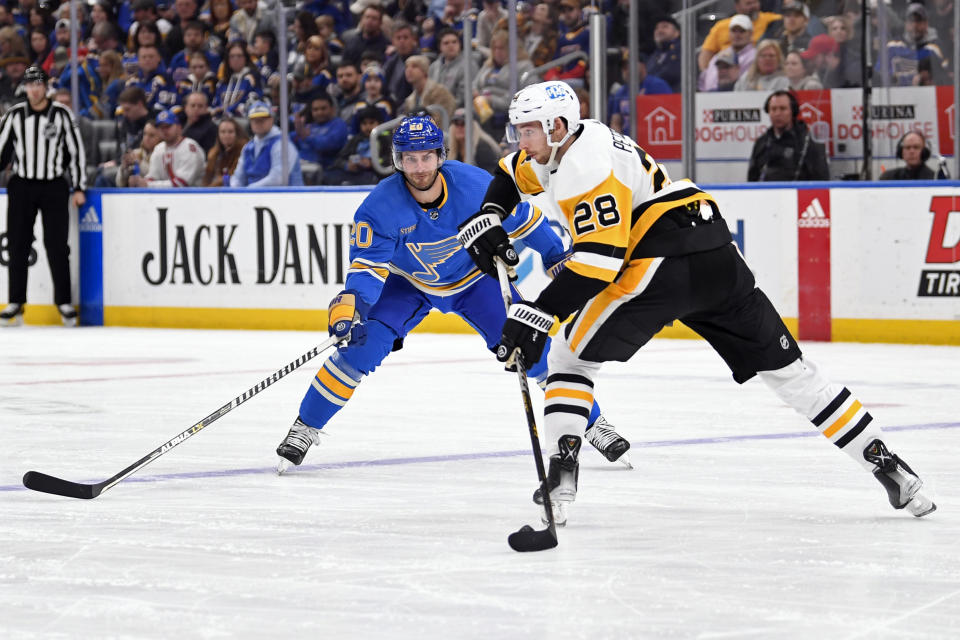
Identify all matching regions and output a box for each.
[1,326,958,639]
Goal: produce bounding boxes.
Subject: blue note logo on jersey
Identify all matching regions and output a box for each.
[406,236,462,282]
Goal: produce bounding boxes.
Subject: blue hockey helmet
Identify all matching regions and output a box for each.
[391,115,446,171]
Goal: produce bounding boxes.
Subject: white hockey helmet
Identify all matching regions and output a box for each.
[506,81,581,166]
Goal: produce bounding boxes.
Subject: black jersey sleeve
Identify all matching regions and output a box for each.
[481,164,522,219]
[534,268,609,322]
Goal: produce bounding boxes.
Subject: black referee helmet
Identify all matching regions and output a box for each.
[22,66,48,84]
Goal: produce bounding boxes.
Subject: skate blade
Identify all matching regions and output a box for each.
[907,493,937,518]
[61,316,77,327]
[277,457,292,475]
[540,502,567,527]
[1,316,23,327]
[618,452,633,469]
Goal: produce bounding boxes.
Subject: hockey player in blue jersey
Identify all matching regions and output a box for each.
[275,116,631,480]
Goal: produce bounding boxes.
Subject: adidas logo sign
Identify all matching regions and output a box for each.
[79,206,102,232]
[798,198,830,228]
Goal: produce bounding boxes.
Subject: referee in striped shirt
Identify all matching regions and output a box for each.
[0,66,86,327]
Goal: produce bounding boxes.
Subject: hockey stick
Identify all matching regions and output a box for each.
[22,335,341,499]
[495,260,558,552]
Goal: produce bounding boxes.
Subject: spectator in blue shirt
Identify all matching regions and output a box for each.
[301,0,351,34]
[608,53,671,136]
[125,43,177,112]
[353,65,395,127]
[214,40,261,116]
[291,35,333,97]
[543,0,590,85]
[56,56,103,118]
[250,28,279,90]
[168,21,220,77]
[291,93,349,170]
[322,105,384,186]
[176,51,217,105]
[316,15,344,58]
[878,3,949,86]
[230,101,304,187]
[646,15,681,93]
[97,50,127,117]
[117,0,134,33]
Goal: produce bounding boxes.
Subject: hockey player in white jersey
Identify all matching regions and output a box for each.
[128,108,206,187]
[462,80,936,524]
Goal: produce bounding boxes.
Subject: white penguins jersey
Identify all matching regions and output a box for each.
[498,119,672,282]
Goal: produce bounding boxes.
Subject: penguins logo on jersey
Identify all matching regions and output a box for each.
[406,236,462,282]
[545,85,566,100]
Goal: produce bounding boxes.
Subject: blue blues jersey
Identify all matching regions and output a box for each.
[878,40,948,86]
[346,160,565,305]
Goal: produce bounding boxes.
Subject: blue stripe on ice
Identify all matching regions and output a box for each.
[3,421,958,493]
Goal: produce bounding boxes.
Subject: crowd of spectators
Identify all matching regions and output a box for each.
[695,0,954,94]
[0,0,952,187]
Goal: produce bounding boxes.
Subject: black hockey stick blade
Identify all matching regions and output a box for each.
[23,471,102,499]
[508,523,558,552]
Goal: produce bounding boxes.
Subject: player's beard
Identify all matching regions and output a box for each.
[525,144,551,165]
[404,168,440,192]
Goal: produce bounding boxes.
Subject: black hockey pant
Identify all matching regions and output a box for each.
[5,176,72,305]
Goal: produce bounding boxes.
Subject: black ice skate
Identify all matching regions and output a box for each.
[276,417,322,475]
[0,303,24,327]
[533,435,581,526]
[58,304,77,327]
[585,416,632,468]
[863,439,936,517]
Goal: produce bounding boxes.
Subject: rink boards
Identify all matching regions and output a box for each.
[1,182,958,344]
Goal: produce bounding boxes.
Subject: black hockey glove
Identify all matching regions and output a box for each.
[328,289,369,347]
[457,209,519,279]
[496,302,555,368]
